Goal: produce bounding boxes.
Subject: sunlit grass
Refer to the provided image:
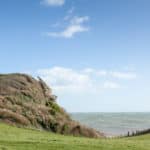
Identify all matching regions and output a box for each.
[0,123,150,150]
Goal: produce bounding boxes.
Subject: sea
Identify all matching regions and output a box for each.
[70,112,150,136]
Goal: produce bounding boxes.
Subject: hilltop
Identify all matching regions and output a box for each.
[0,73,103,138]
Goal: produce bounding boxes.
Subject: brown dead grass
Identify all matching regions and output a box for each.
[0,73,104,138]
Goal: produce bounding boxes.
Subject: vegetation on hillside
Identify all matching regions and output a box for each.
[0,73,103,138]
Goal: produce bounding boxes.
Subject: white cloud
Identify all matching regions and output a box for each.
[82,68,95,74]
[37,67,92,93]
[97,70,107,76]
[104,81,121,89]
[47,24,89,38]
[82,68,107,76]
[36,67,137,94]
[70,16,89,25]
[41,0,65,6]
[110,71,137,80]
[47,16,90,38]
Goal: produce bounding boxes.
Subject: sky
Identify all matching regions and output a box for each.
[0,0,150,112]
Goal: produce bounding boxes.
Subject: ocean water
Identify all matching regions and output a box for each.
[70,113,150,136]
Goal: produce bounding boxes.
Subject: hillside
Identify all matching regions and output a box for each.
[0,73,103,138]
[0,123,150,150]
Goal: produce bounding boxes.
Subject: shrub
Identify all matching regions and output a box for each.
[46,101,61,113]
[50,122,59,132]
[61,124,69,134]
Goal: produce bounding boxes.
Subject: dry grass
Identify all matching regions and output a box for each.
[0,73,104,138]
[0,108,30,125]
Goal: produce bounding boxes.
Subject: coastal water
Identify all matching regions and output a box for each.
[70,113,150,136]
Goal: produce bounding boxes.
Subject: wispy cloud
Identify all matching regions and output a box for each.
[36,67,137,94]
[110,71,137,80]
[41,0,65,6]
[70,16,89,25]
[64,7,75,21]
[82,68,107,76]
[47,16,90,38]
[37,67,92,93]
[104,81,121,89]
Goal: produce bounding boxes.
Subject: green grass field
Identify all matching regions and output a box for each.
[0,123,150,150]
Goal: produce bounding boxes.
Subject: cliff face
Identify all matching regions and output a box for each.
[0,74,103,138]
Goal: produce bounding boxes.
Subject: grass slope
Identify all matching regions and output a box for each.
[0,123,150,150]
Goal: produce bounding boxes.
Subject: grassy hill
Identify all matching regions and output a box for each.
[0,74,150,150]
[0,123,150,150]
[0,73,103,138]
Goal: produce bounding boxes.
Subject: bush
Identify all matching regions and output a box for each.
[61,124,69,134]
[46,101,61,114]
[50,122,59,132]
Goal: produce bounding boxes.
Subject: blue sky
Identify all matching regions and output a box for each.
[0,0,150,112]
